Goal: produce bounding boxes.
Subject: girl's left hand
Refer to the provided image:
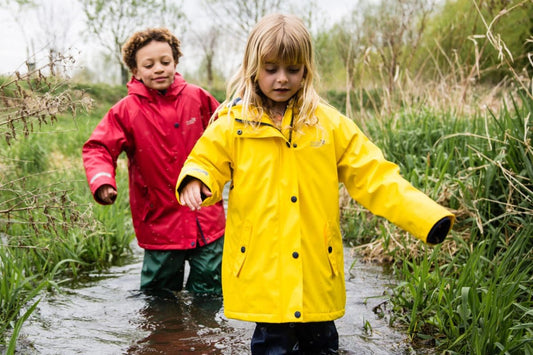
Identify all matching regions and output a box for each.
[179,178,212,211]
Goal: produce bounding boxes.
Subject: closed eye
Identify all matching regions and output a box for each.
[288,66,303,73]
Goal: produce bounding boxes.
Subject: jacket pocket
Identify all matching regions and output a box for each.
[324,221,339,277]
[233,222,252,277]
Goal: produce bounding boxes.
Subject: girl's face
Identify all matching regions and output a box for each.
[133,41,176,90]
[257,60,305,111]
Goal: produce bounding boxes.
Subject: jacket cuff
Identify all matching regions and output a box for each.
[426,217,452,244]
[176,166,219,206]
[88,173,116,202]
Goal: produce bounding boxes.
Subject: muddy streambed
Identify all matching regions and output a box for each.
[17,242,422,354]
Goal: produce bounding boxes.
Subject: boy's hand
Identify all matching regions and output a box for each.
[96,184,117,205]
[179,178,212,211]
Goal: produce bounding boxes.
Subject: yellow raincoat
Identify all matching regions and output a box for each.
[176,102,454,323]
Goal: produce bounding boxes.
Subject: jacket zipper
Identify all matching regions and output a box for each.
[196,217,208,246]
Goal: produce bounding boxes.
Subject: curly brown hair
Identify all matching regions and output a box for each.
[122,28,182,72]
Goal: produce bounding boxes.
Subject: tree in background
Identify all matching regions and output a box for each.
[1,0,82,77]
[355,0,435,100]
[314,0,435,116]
[80,0,187,85]
[314,0,532,116]
[35,0,78,76]
[190,25,221,90]
[201,0,285,40]
[314,21,360,115]
[2,0,38,70]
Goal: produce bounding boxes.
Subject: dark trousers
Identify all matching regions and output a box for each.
[140,237,223,295]
[251,321,339,355]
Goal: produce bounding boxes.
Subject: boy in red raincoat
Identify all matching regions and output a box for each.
[82,28,225,296]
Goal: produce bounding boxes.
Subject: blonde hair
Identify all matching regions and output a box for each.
[218,13,320,128]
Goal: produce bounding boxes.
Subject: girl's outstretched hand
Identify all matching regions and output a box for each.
[179,178,212,211]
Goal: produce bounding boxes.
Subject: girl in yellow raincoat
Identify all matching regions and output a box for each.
[176,13,455,354]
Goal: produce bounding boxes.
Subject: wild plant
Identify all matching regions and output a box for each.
[0,56,134,349]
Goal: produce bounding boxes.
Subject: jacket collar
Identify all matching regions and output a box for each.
[222,103,296,142]
[126,72,187,100]
[221,99,295,127]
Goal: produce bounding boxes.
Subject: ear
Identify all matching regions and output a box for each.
[132,68,140,80]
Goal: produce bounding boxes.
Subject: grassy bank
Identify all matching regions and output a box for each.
[0,79,133,351]
[341,90,533,353]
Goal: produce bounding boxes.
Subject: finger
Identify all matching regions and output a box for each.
[181,193,195,209]
[181,190,200,210]
[201,184,212,197]
[105,189,117,204]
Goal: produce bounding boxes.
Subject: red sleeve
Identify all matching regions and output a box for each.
[82,103,129,203]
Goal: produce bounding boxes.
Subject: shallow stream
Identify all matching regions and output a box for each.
[17,243,420,354]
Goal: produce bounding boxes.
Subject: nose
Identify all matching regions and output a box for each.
[277,70,288,83]
[154,62,164,73]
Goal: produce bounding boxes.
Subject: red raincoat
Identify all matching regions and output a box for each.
[83,73,225,250]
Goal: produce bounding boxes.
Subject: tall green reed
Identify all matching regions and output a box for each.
[384,90,533,353]
[393,228,532,353]
[0,245,47,340]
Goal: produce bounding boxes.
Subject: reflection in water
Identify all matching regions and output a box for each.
[127,292,251,354]
[18,243,419,354]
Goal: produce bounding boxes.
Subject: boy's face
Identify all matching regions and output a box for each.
[133,41,176,90]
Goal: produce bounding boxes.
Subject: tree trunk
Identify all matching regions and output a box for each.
[121,65,129,85]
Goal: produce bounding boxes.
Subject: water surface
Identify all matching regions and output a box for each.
[18,243,418,354]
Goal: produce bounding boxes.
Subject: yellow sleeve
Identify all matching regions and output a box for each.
[176,117,233,207]
[336,116,454,243]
